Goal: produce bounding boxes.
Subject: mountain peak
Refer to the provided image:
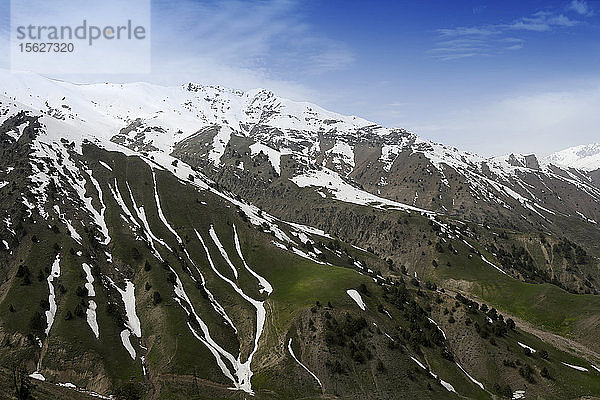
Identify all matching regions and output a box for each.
[545,143,600,171]
[499,153,541,170]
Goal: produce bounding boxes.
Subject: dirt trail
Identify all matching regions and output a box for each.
[444,286,600,364]
[512,315,600,362]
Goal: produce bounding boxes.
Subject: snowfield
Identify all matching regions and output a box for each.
[545,143,600,171]
[291,167,430,213]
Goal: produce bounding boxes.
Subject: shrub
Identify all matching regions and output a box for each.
[29,311,45,333]
[76,286,87,297]
[518,363,536,383]
[541,366,552,379]
[114,382,142,400]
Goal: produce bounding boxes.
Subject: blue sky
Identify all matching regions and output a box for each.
[0,0,599,156]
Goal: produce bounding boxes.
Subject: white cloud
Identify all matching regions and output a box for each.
[408,84,600,156]
[567,0,594,16]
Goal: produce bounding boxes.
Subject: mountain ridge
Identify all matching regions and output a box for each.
[4,69,597,175]
[545,142,600,172]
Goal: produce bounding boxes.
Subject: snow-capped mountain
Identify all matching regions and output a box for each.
[2,70,600,400]
[0,69,380,153]
[3,69,600,230]
[545,143,600,172]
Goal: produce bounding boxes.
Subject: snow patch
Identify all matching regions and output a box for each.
[209,226,239,279]
[512,390,526,399]
[120,329,136,360]
[82,263,96,296]
[440,380,456,393]
[233,224,273,294]
[427,317,446,340]
[346,289,366,310]
[325,141,355,174]
[109,278,141,357]
[85,170,111,246]
[561,362,588,372]
[82,264,99,338]
[200,227,271,394]
[518,342,536,353]
[118,280,141,337]
[98,160,113,171]
[410,356,426,370]
[249,142,288,175]
[208,126,232,164]
[29,372,45,381]
[291,167,429,213]
[481,254,507,275]
[87,300,99,339]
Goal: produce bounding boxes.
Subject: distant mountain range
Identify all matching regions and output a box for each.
[545,143,600,172]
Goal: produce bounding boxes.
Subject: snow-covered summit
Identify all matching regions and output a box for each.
[0,69,388,154]
[545,143,600,172]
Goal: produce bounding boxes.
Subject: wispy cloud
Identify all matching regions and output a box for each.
[504,11,578,31]
[430,6,588,60]
[0,0,354,99]
[149,0,356,96]
[437,27,497,38]
[428,38,492,61]
[567,0,594,17]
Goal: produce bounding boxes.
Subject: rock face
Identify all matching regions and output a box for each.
[1,71,600,400]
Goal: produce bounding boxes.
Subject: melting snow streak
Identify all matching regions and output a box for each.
[201,227,272,394]
[456,362,484,390]
[233,224,273,294]
[288,338,322,388]
[109,279,141,359]
[44,255,61,335]
[82,263,99,338]
[561,362,588,372]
